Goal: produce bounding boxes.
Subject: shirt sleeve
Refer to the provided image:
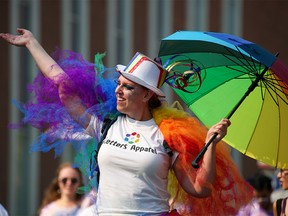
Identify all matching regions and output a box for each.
[0,204,8,216]
[39,203,54,216]
[85,115,103,139]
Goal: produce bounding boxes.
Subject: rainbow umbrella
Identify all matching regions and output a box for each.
[158,31,288,169]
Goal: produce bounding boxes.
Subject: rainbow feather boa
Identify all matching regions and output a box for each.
[152,104,253,215]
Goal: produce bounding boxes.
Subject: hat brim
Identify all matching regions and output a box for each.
[116,65,165,97]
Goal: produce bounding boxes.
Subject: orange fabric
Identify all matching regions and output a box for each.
[152,104,253,216]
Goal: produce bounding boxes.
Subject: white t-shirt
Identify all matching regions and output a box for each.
[85,115,178,215]
[39,201,81,216]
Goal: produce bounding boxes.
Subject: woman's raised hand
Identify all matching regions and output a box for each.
[0,28,33,47]
[206,118,231,144]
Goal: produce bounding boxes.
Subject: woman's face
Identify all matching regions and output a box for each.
[277,169,288,190]
[115,75,149,118]
[58,167,81,198]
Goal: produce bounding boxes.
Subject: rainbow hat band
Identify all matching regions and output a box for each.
[116,52,167,97]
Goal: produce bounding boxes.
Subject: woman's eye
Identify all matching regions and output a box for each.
[114,80,135,90]
[123,84,134,90]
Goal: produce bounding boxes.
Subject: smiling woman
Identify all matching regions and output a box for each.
[114,75,156,121]
[38,163,84,216]
[0,28,253,215]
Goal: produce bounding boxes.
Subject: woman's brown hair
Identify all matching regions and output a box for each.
[148,94,162,110]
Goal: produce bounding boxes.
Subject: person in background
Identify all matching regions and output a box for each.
[38,162,84,216]
[0,203,8,216]
[273,169,288,216]
[237,173,273,216]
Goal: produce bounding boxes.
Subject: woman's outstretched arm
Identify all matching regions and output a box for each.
[0,28,91,128]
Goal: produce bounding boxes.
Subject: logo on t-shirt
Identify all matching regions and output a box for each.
[104,131,157,154]
[124,132,140,144]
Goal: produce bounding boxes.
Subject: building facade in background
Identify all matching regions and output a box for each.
[0,0,287,215]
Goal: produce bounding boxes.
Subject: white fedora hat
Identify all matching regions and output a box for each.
[116,52,167,97]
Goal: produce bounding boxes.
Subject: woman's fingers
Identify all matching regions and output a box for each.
[0,33,14,44]
[17,28,24,33]
[17,28,28,35]
[0,29,31,46]
[208,119,231,142]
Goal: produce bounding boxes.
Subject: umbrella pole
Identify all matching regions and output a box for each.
[192,66,269,168]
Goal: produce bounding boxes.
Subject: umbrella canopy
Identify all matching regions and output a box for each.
[158,31,288,169]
